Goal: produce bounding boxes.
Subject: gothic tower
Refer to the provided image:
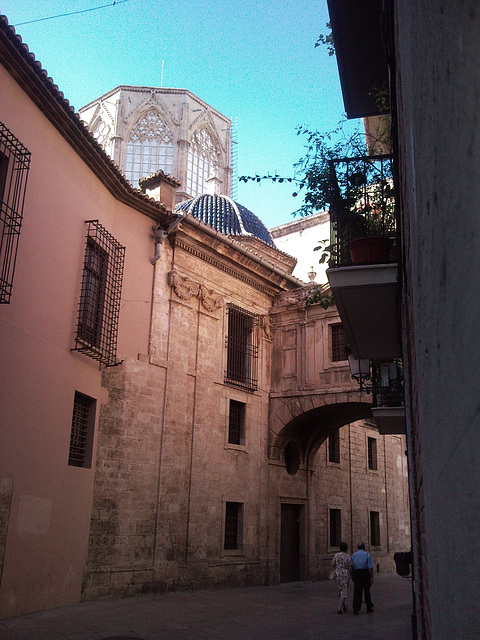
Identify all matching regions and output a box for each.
[79,86,233,203]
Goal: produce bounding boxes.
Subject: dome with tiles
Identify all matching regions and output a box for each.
[175,193,275,247]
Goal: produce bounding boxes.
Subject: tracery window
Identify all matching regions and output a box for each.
[125,111,174,187]
[187,128,218,197]
[91,118,111,149]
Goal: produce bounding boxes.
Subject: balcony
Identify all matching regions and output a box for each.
[371,361,405,434]
[326,153,401,360]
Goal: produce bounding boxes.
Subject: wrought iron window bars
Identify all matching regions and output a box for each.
[0,122,31,303]
[72,220,125,366]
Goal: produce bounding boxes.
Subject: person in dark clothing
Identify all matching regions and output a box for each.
[349,542,374,615]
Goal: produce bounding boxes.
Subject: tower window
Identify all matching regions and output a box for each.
[370,511,381,547]
[329,508,341,547]
[228,399,246,445]
[68,392,96,468]
[330,324,347,362]
[186,128,218,197]
[225,304,258,392]
[0,122,31,304]
[224,501,243,550]
[328,431,340,464]
[367,437,378,471]
[73,221,125,366]
[125,111,174,186]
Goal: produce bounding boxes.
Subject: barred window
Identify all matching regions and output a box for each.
[368,437,378,471]
[370,511,381,547]
[329,508,341,547]
[224,501,243,550]
[331,323,347,362]
[68,392,96,468]
[225,304,259,392]
[0,122,31,303]
[328,431,340,464]
[228,399,246,445]
[73,221,125,366]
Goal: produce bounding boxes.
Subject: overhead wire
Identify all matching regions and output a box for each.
[13,0,129,27]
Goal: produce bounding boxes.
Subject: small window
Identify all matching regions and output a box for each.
[73,221,125,366]
[68,392,96,468]
[328,431,340,463]
[331,324,347,362]
[367,437,378,470]
[225,304,259,392]
[224,501,243,550]
[228,399,246,445]
[370,511,381,546]
[329,508,341,547]
[0,122,31,304]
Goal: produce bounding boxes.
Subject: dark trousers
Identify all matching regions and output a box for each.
[352,569,373,612]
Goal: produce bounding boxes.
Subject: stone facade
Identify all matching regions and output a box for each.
[82,230,411,599]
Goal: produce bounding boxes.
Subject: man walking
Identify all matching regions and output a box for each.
[349,542,374,615]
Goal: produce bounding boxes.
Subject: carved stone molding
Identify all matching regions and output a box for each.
[199,285,224,312]
[168,270,199,301]
[168,271,224,312]
[259,314,275,339]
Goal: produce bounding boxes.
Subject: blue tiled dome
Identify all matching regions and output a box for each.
[175,194,275,247]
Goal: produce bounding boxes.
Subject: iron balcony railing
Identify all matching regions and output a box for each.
[327,154,397,267]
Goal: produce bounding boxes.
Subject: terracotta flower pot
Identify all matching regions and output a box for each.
[348,236,393,264]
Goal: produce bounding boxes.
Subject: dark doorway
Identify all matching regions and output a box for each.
[280,503,302,582]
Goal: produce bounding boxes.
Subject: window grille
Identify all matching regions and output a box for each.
[225,304,259,392]
[73,220,125,366]
[328,431,340,463]
[228,399,246,445]
[0,122,31,303]
[329,508,341,547]
[224,501,243,550]
[370,511,381,546]
[331,323,347,362]
[68,392,96,467]
[367,437,378,470]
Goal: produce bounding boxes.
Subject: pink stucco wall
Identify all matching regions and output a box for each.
[0,64,158,617]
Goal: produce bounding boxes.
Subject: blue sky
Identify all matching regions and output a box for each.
[2,0,348,228]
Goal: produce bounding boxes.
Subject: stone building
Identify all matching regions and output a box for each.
[0,15,409,619]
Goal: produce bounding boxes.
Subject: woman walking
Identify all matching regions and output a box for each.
[331,542,351,614]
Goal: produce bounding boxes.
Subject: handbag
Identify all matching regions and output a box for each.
[328,569,335,580]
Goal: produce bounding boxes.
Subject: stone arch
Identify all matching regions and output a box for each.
[269,391,373,467]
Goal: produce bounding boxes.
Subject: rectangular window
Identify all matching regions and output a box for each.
[73,221,125,366]
[368,437,378,470]
[224,501,243,550]
[331,323,347,362]
[68,392,96,468]
[329,508,341,547]
[328,431,340,463]
[370,511,381,546]
[225,304,258,392]
[228,399,246,445]
[0,122,31,303]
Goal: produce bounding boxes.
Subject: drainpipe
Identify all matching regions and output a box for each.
[150,215,183,264]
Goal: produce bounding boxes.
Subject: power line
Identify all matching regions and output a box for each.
[13,0,129,27]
